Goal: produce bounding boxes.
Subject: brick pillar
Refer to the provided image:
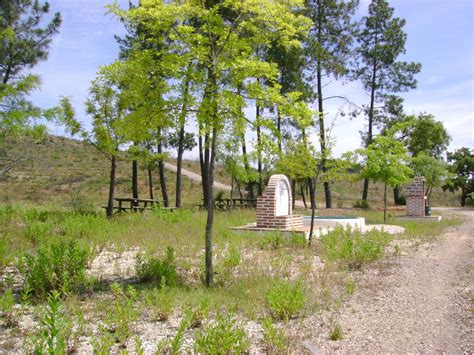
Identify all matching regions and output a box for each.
[406,176,425,217]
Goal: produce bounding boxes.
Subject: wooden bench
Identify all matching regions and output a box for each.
[102,197,172,215]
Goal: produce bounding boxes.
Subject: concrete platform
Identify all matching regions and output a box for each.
[230,222,404,239]
[397,215,442,222]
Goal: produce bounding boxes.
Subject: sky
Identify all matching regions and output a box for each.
[29,0,474,158]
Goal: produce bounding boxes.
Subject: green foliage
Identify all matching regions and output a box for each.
[24,290,71,354]
[406,113,450,158]
[411,153,448,203]
[0,288,16,328]
[345,277,355,296]
[184,297,210,329]
[91,327,115,354]
[144,280,175,322]
[156,316,188,354]
[135,246,177,286]
[106,283,138,344]
[19,240,89,300]
[353,199,370,209]
[194,312,250,354]
[320,226,391,269]
[261,317,288,353]
[216,245,241,286]
[0,0,61,140]
[266,279,307,321]
[329,323,343,341]
[443,147,474,206]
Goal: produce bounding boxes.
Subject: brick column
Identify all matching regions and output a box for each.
[406,176,425,217]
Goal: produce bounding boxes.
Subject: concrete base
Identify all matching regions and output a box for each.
[398,215,442,222]
[229,223,334,239]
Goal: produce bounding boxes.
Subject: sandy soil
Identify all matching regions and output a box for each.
[306,208,473,353]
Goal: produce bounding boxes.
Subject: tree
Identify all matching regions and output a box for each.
[351,135,413,221]
[305,0,359,208]
[113,0,311,287]
[61,64,129,219]
[0,0,61,139]
[354,0,421,202]
[405,113,450,158]
[411,153,448,205]
[443,148,474,207]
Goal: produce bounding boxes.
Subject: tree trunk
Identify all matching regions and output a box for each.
[277,107,282,152]
[106,155,117,219]
[383,182,387,222]
[240,133,254,200]
[393,186,401,205]
[362,54,378,202]
[204,127,217,287]
[291,179,296,210]
[132,158,138,206]
[175,70,191,208]
[315,1,332,209]
[308,177,316,244]
[157,133,169,207]
[175,122,185,208]
[148,163,154,200]
[300,182,307,209]
[256,105,263,196]
[199,133,209,207]
[461,187,466,207]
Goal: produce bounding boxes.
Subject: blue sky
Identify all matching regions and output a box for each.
[30,0,473,157]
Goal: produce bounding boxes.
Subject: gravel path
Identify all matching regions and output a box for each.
[164,162,232,191]
[313,208,473,353]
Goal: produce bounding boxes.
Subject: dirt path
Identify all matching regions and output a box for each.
[163,162,232,191]
[312,208,473,353]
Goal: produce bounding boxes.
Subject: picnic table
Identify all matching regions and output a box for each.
[201,198,257,210]
[102,197,177,214]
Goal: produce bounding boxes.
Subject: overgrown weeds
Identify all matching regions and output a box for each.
[266,279,307,321]
[194,312,250,353]
[135,246,177,286]
[19,240,90,300]
[320,226,391,269]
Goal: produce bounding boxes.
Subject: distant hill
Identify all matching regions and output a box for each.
[0,135,204,209]
[0,135,461,209]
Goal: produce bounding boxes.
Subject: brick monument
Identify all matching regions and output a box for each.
[406,176,426,217]
[256,174,303,229]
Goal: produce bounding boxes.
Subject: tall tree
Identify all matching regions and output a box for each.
[0,0,61,139]
[443,148,474,207]
[351,135,413,221]
[306,0,359,208]
[354,0,421,202]
[113,0,311,287]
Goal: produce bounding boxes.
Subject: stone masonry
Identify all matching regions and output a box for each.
[256,174,303,229]
[406,176,426,217]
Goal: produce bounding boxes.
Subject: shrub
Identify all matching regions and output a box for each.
[353,199,370,209]
[0,288,17,328]
[144,280,175,321]
[19,240,89,300]
[216,245,241,286]
[266,279,306,321]
[185,297,210,328]
[261,318,288,352]
[24,290,72,353]
[194,312,250,354]
[106,283,138,344]
[329,324,343,341]
[135,246,177,286]
[320,226,391,269]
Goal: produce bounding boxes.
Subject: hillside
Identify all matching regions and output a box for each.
[0,135,461,209]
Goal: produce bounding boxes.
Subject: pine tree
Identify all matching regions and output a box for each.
[354,0,421,202]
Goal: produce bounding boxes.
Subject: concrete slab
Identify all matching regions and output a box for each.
[397,215,442,222]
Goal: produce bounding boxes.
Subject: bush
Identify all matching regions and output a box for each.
[353,199,370,209]
[106,283,138,344]
[135,246,177,286]
[194,312,250,353]
[320,226,391,269]
[144,281,175,321]
[261,318,288,352]
[19,240,89,300]
[266,279,306,321]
